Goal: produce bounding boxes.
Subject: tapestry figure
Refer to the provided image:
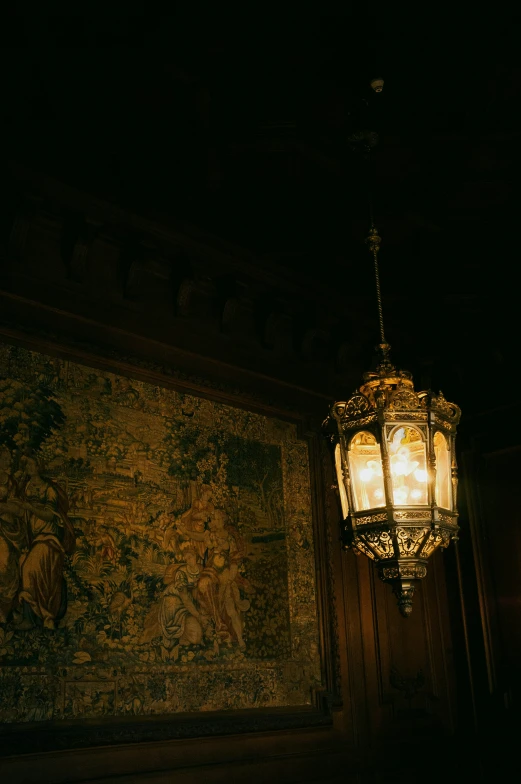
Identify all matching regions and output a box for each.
[15,456,75,630]
[0,446,28,624]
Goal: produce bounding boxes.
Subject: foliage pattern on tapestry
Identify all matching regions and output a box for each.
[0,342,321,722]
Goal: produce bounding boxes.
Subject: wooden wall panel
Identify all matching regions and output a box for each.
[355,552,456,736]
[447,411,521,778]
[462,431,521,721]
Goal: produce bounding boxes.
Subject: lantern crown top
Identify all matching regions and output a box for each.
[326,345,461,434]
[359,342,416,407]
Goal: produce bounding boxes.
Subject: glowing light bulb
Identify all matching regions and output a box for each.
[414,469,427,483]
[360,468,373,482]
[411,489,422,500]
[391,454,410,476]
[367,459,383,475]
[394,487,408,505]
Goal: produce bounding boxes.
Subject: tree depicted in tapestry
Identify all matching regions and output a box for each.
[0,343,320,722]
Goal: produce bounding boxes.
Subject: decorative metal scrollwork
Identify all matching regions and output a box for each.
[430,391,461,425]
[355,512,388,526]
[385,411,428,422]
[440,529,452,548]
[390,387,421,410]
[394,511,431,521]
[341,414,377,430]
[364,530,394,559]
[419,532,443,558]
[352,540,376,560]
[334,392,373,423]
[381,564,427,580]
[396,527,429,556]
[438,512,457,525]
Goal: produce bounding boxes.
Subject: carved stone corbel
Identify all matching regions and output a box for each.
[176,276,218,324]
[222,294,256,339]
[265,311,295,357]
[67,217,104,283]
[125,243,173,309]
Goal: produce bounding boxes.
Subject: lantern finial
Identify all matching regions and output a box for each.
[393,584,415,618]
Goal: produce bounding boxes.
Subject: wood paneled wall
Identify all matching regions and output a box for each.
[452,410,521,777]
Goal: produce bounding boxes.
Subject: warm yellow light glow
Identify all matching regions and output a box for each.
[434,431,452,509]
[394,487,409,504]
[389,426,428,505]
[349,431,385,511]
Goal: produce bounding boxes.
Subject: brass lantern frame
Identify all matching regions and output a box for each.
[324,225,461,616]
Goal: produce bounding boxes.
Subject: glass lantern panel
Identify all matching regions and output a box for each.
[335,443,350,518]
[434,431,452,509]
[348,431,385,511]
[389,426,428,506]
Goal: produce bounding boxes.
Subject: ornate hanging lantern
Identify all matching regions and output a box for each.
[323,226,461,616]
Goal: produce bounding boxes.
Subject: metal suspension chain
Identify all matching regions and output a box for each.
[364,146,389,353]
[366,225,387,347]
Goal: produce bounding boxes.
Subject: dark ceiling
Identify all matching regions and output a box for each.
[1,9,520,413]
